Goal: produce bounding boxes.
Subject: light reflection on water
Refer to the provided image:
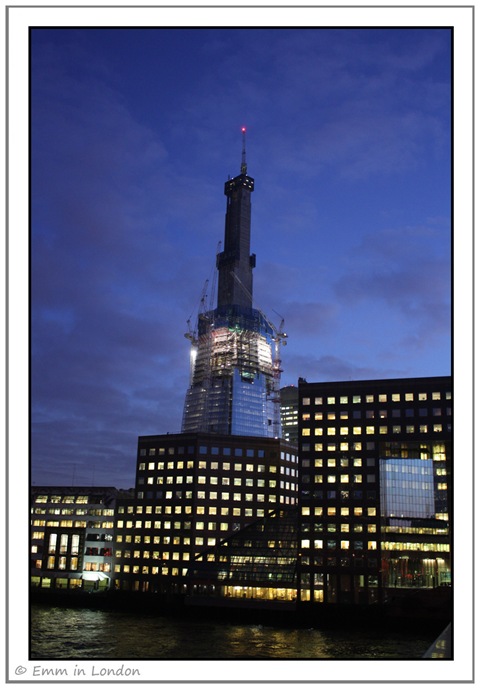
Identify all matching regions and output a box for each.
[31,604,436,660]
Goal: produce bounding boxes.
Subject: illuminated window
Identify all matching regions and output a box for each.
[314,397,323,405]
[302,428,311,436]
[327,427,336,435]
[434,424,442,432]
[327,397,335,404]
[432,392,441,400]
[303,398,311,405]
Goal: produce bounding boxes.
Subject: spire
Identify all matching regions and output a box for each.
[240,126,247,174]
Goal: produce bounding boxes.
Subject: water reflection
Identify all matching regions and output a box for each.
[31,605,438,660]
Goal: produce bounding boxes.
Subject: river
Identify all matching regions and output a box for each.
[31,604,438,660]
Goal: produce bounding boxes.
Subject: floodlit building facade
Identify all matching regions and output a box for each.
[182,130,286,438]
[296,376,452,605]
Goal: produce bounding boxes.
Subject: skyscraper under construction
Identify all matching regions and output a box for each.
[182,129,286,437]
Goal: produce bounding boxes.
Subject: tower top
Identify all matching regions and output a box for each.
[240,126,247,174]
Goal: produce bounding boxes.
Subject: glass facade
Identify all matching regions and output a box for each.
[182,306,279,436]
[380,458,435,519]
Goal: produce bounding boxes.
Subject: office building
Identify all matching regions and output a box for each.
[182,376,452,610]
[280,385,299,447]
[30,486,126,591]
[113,432,298,592]
[296,376,451,605]
[182,129,287,438]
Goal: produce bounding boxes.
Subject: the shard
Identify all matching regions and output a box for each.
[182,129,286,437]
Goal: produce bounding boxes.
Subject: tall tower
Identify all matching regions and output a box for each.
[182,129,285,437]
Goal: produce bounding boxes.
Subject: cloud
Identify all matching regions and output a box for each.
[332,224,451,341]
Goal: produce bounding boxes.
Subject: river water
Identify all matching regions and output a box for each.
[30,604,438,660]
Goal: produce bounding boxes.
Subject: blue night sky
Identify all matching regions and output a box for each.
[31,27,451,488]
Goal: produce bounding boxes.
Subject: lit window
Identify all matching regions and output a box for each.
[314,397,323,405]
[327,397,335,404]
[315,428,323,436]
[432,392,441,400]
[353,427,361,435]
[302,428,311,436]
[366,426,374,434]
[352,396,361,404]
[327,427,336,435]
[340,396,348,404]
[434,424,443,432]
[303,397,311,405]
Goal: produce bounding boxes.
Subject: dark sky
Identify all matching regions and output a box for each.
[30,27,451,488]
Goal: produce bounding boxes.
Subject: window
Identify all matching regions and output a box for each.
[327,397,335,404]
[302,397,311,405]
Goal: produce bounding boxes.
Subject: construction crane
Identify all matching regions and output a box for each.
[184,240,222,344]
[185,278,209,347]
